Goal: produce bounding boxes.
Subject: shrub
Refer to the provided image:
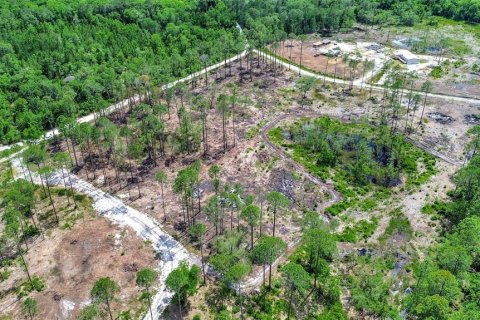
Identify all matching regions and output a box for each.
[431,65,444,79]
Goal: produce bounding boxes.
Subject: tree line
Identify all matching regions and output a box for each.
[53,75,249,202]
[1,0,476,145]
[0,0,243,144]
[403,127,480,319]
[227,0,479,38]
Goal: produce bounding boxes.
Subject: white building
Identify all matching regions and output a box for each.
[395,49,419,65]
[313,39,334,48]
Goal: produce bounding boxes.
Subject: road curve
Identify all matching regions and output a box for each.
[2,46,472,316]
[260,111,342,210]
[255,49,480,106]
[10,158,198,320]
[249,108,462,290]
[238,111,343,291]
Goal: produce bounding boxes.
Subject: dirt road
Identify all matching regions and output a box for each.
[239,111,344,290]
[260,111,342,209]
[256,49,480,106]
[2,46,475,317]
[11,158,197,320]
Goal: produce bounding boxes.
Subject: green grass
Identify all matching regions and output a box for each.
[0,145,22,159]
[267,127,283,144]
[16,276,45,298]
[386,17,478,58]
[430,65,444,79]
[403,16,480,39]
[421,203,435,215]
[378,209,413,243]
[439,37,471,55]
[246,127,260,139]
[421,201,448,215]
[291,144,330,181]
[405,150,437,187]
[267,117,435,216]
[435,17,480,39]
[360,198,378,211]
[370,62,392,84]
[337,217,379,243]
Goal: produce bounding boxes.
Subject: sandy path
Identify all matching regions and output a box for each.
[249,108,465,288]
[1,41,476,318]
[239,111,344,290]
[37,51,249,143]
[260,111,342,208]
[11,158,197,320]
[257,49,480,105]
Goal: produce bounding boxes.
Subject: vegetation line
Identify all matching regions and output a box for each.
[256,49,480,104]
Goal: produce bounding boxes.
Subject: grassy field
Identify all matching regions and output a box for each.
[268,117,437,217]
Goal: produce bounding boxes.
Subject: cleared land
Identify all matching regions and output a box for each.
[41,49,478,318]
[277,20,480,98]
[3,39,479,318]
[0,184,156,319]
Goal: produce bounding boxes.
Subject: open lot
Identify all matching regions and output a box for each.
[278,39,387,82]
[278,20,480,98]
[36,49,479,318]
[0,186,156,319]
[55,58,332,269]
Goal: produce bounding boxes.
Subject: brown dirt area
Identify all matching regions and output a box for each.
[0,191,156,319]
[39,52,480,318]
[279,25,480,98]
[51,58,332,262]
[408,96,480,163]
[278,39,369,80]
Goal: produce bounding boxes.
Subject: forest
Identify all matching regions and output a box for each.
[229,0,480,34]
[1,0,479,144]
[0,0,242,143]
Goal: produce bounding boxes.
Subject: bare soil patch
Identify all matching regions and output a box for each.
[278,39,370,80]
[0,193,156,319]
[39,51,480,318]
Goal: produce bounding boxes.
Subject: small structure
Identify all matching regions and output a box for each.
[313,39,333,48]
[366,43,383,52]
[63,75,75,83]
[395,49,419,65]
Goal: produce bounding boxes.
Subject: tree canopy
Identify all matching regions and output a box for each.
[0,0,240,143]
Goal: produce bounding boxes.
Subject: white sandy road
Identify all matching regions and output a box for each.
[11,157,198,319]
[0,50,248,159]
[2,52,250,319]
[39,50,249,142]
[2,41,478,319]
[2,51,248,320]
[256,48,480,106]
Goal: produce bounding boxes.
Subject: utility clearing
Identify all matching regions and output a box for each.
[1,29,480,319]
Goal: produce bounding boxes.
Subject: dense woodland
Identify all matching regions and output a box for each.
[1,0,479,144]
[230,0,480,34]
[0,0,242,143]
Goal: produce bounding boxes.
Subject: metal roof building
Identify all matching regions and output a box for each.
[395,49,420,65]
